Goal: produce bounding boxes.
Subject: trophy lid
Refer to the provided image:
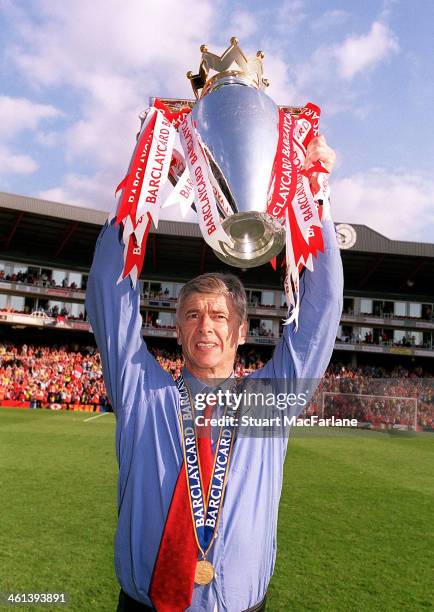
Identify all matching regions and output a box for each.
[187,37,270,100]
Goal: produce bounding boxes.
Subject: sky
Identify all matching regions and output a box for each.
[1,0,433,242]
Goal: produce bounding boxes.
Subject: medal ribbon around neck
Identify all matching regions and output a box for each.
[176,374,236,558]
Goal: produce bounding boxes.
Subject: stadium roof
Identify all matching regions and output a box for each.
[1,191,434,299]
[2,190,434,257]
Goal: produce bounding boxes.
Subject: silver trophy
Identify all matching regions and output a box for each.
[160,38,303,268]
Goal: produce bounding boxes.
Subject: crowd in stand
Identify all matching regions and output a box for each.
[342,302,433,321]
[0,270,86,320]
[143,287,174,300]
[336,329,432,348]
[2,269,433,348]
[313,363,434,429]
[0,305,85,321]
[0,269,85,290]
[1,280,172,324]
[0,343,107,410]
[0,343,432,428]
[249,322,275,338]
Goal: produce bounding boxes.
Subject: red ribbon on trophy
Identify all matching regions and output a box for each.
[266,102,329,327]
[113,103,188,286]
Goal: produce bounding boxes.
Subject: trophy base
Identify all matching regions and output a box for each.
[215,213,285,268]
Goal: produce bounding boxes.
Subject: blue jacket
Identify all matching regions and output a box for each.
[85,218,343,610]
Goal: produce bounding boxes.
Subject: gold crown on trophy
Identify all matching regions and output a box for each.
[187,37,270,99]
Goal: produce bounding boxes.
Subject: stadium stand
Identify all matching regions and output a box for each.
[0,343,107,412]
[0,192,433,429]
[1,343,432,429]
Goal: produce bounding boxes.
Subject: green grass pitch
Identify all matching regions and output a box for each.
[0,407,433,611]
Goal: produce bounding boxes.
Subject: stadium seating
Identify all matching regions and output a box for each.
[1,343,432,429]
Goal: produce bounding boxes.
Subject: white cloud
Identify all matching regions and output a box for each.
[0,145,38,175]
[38,167,199,221]
[35,130,59,146]
[228,10,258,39]
[335,21,399,80]
[264,53,301,104]
[8,0,214,94]
[274,19,400,112]
[37,187,70,204]
[311,9,349,31]
[275,0,307,35]
[325,9,348,19]
[38,171,116,209]
[331,169,434,241]
[5,0,217,179]
[0,96,62,139]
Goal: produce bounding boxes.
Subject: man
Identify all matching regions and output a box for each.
[86,136,342,611]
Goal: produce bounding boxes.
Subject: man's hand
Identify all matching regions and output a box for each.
[303,135,336,197]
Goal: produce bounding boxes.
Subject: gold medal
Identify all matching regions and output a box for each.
[194,559,215,585]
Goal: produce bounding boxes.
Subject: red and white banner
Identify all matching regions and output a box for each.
[266,102,329,327]
[283,208,300,328]
[137,110,176,228]
[152,98,192,129]
[178,113,233,255]
[115,108,157,232]
[169,148,186,179]
[161,167,195,218]
[208,167,234,219]
[114,101,186,286]
[267,109,297,221]
[72,365,83,380]
[119,214,152,286]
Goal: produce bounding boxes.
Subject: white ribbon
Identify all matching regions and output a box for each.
[292,117,322,248]
[207,168,234,219]
[161,167,195,218]
[283,208,300,329]
[179,114,233,255]
[293,173,322,244]
[137,110,176,229]
[119,107,157,243]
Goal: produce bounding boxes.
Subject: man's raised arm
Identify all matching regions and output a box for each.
[85,220,156,414]
[263,218,343,383]
[258,133,343,384]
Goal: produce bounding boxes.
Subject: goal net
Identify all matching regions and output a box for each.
[321,391,418,431]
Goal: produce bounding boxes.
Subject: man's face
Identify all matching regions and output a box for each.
[176,292,247,379]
